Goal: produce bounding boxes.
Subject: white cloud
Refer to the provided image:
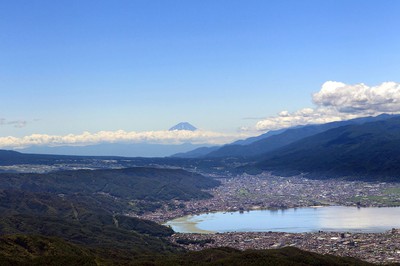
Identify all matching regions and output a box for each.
[313,81,400,113]
[0,130,249,149]
[256,81,400,131]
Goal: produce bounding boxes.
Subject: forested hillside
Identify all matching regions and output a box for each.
[256,116,400,180]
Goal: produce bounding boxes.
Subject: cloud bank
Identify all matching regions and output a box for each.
[256,81,400,131]
[0,130,247,149]
[4,81,399,148]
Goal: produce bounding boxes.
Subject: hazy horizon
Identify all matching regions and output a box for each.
[1,0,400,151]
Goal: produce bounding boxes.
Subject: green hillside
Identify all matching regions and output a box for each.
[0,167,219,256]
[0,167,219,201]
[0,189,179,258]
[0,236,373,266]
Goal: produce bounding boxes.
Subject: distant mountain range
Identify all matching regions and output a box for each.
[173,114,400,181]
[17,142,207,157]
[231,128,288,146]
[174,114,396,159]
[171,146,221,158]
[15,122,204,157]
[171,128,287,158]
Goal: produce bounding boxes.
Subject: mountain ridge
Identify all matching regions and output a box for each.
[17,142,205,158]
[175,114,397,159]
[254,116,400,180]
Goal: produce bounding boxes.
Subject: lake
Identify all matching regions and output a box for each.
[165,206,400,233]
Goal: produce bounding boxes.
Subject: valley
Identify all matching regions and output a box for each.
[2,115,400,265]
[1,160,400,265]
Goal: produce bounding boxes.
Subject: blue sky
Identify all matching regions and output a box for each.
[1,0,400,146]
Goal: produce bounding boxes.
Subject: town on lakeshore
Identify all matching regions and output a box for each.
[130,172,400,264]
[133,172,400,223]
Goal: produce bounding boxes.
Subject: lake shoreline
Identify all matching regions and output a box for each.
[165,206,400,234]
[130,174,400,224]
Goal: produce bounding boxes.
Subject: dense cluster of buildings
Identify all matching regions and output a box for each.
[136,173,400,223]
[170,229,400,264]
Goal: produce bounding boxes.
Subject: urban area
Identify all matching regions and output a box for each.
[132,172,400,264]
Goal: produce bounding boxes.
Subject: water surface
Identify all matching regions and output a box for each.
[165,206,400,233]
